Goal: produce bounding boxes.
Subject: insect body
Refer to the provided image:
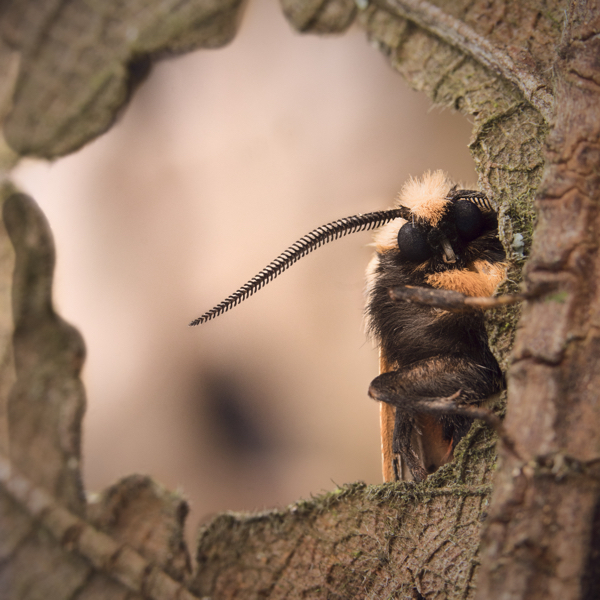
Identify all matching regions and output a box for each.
[365,171,507,482]
[191,171,507,483]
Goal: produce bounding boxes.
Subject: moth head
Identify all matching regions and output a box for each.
[397,197,488,264]
[375,171,496,270]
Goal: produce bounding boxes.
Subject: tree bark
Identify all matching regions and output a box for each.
[475,2,600,598]
[0,0,599,598]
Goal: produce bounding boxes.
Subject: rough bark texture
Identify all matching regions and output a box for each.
[0,191,197,600]
[191,420,500,599]
[475,3,600,598]
[0,0,245,157]
[0,0,599,598]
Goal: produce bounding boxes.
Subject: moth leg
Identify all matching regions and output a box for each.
[369,361,481,481]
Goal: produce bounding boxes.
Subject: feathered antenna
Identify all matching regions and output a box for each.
[448,188,494,211]
[190,207,411,326]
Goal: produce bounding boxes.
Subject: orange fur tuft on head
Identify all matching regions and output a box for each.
[372,170,454,253]
[398,170,453,227]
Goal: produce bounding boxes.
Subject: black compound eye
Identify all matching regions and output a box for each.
[454,200,484,241]
[397,222,432,262]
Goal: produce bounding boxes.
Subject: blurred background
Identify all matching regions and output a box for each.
[13,0,475,538]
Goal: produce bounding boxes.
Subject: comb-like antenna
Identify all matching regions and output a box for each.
[448,188,494,211]
[190,207,411,326]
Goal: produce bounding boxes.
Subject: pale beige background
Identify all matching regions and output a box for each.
[14,0,476,536]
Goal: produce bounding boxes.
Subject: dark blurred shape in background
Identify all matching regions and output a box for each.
[201,369,281,459]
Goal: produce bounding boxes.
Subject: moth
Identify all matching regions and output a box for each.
[191,171,508,482]
[365,171,507,481]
